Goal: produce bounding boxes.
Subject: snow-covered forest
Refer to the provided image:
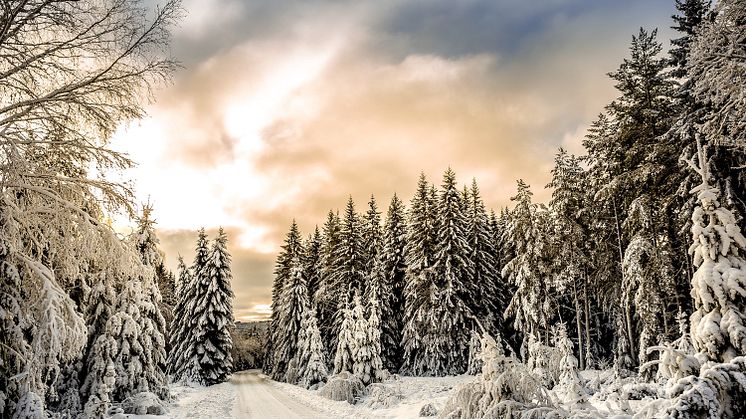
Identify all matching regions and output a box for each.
[3,0,746,418]
[0,0,236,417]
[266,0,746,417]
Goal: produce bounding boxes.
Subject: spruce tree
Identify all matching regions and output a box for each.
[277,253,310,383]
[351,293,379,385]
[502,180,553,346]
[304,227,323,304]
[298,306,328,389]
[315,211,342,365]
[380,194,407,372]
[266,222,303,378]
[334,303,355,374]
[335,197,365,299]
[362,195,383,285]
[687,143,746,362]
[167,257,191,377]
[402,174,437,374]
[191,228,234,385]
[466,179,500,334]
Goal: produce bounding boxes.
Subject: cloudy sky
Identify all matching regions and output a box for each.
[112,0,678,321]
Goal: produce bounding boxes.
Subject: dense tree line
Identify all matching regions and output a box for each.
[266,0,746,397]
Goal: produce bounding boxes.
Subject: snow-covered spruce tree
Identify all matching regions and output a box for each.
[131,204,174,340]
[622,195,678,380]
[466,179,501,335]
[362,195,383,289]
[366,288,385,382]
[305,227,323,304]
[502,180,554,349]
[266,221,303,378]
[547,149,594,369]
[552,323,585,405]
[334,197,365,301]
[315,211,342,364]
[298,306,328,389]
[109,275,148,402]
[380,193,407,372]
[277,253,309,384]
[686,144,746,363]
[191,228,235,385]
[0,1,180,414]
[166,256,192,378]
[428,168,475,375]
[351,292,383,385]
[334,302,355,374]
[663,141,746,418]
[80,321,118,416]
[401,173,438,374]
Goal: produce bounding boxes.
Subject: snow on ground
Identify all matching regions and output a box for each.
[155,370,472,419]
[274,374,473,418]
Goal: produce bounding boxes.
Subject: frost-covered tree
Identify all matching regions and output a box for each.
[502,180,554,346]
[315,211,342,364]
[402,173,438,374]
[686,143,746,362]
[304,227,323,304]
[266,222,303,377]
[622,196,678,377]
[380,194,407,372]
[351,292,383,385]
[298,306,328,389]
[276,254,310,383]
[190,228,234,385]
[334,303,355,374]
[335,197,365,300]
[466,179,501,334]
[167,256,191,377]
[362,196,383,284]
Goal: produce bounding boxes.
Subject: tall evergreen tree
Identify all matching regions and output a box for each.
[315,211,342,364]
[380,194,408,372]
[401,174,438,374]
[304,227,323,304]
[502,180,554,350]
[276,253,310,383]
[266,222,303,377]
[465,179,501,334]
[191,228,234,385]
[362,195,383,283]
[167,256,191,377]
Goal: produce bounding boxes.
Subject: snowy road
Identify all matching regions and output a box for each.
[230,370,331,419]
[169,369,335,419]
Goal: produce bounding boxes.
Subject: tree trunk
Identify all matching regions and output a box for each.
[573,278,585,370]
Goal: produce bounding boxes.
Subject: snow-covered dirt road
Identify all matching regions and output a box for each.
[231,370,331,418]
[168,370,335,419]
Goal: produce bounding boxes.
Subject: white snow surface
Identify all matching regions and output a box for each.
[153,370,471,419]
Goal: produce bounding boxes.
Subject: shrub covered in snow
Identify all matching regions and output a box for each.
[120,391,168,415]
[319,371,365,404]
[420,402,438,416]
[364,383,404,409]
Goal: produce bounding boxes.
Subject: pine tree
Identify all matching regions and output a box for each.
[335,197,365,300]
[277,253,310,383]
[687,142,746,362]
[191,228,234,385]
[466,179,501,334]
[167,256,191,377]
[334,303,355,374]
[266,222,303,378]
[298,306,328,389]
[362,195,383,286]
[401,173,438,374]
[305,227,323,304]
[351,292,380,385]
[380,194,407,372]
[502,180,554,346]
[315,211,341,365]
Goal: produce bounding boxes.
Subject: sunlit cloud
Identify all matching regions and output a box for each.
[111,0,677,320]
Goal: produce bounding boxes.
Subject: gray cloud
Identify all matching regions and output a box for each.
[127,0,679,320]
